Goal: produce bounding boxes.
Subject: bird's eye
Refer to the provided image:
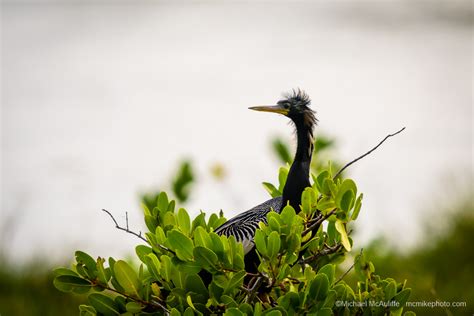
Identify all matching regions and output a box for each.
[283,103,290,109]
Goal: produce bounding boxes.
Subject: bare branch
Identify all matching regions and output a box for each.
[92,278,170,315]
[245,276,264,303]
[299,244,343,265]
[335,248,364,285]
[333,127,406,179]
[302,208,337,236]
[102,209,175,255]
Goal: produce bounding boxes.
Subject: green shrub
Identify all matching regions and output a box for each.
[54,165,413,315]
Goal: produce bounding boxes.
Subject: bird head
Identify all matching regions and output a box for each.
[249,89,317,129]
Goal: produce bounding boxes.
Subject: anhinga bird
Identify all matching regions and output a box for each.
[215,89,317,257]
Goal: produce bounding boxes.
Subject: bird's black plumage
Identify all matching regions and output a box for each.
[279,89,317,212]
[215,89,317,259]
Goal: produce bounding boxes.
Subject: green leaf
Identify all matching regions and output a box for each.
[323,290,337,308]
[306,273,329,304]
[108,258,124,293]
[392,288,411,308]
[125,302,143,313]
[163,212,177,228]
[339,190,354,213]
[254,229,267,257]
[75,251,97,278]
[277,291,300,310]
[351,193,363,220]
[157,191,169,213]
[144,215,158,232]
[168,229,194,261]
[183,307,195,316]
[79,305,97,316]
[318,264,335,285]
[193,226,213,249]
[384,280,397,300]
[224,307,245,316]
[221,295,239,308]
[316,170,330,195]
[145,253,162,280]
[335,220,351,251]
[268,216,281,233]
[177,208,191,235]
[327,221,337,244]
[228,236,245,270]
[224,271,246,295]
[335,179,357,212]
[325,178,337,197]
[262,310,282,316]
[136,245,153,263]
[209,232,225,259]
[278,166,289,192]
[286,234,301,259]
[192,212,207,231]
[280,205,296,227]
[267,231,281,259]
[301,187,317,215]
[316,308,332,316]
[172,160,194,203]
[209,281,224,301]
[53,267,79,277]
[262,182,281,198]
[54,275,92,294]
[194,246,218,271]
[88,293,120,315]
[155,226,167,245]
[208,213,226,230]
[186,295,198,312]
[185,273,208,295]
[160,255,172,283]
[114,260,141,298]
[96,257,111,285]
[174,257,202,275]
[239,303,254,315]
[170,308,181,316]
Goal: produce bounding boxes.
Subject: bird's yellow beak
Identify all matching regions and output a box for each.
[248,105,289,115]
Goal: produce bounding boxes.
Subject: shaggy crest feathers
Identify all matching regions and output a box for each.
[282,88,311,106]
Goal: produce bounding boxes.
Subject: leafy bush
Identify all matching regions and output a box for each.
[54,165,413,315]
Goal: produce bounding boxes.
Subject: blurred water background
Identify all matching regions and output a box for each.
[1,1,473,314]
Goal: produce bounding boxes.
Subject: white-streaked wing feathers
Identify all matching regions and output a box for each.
[214,196,283,254]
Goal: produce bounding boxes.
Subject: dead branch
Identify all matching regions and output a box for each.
[302,208,337,236]
[299,244,343,265]
[333,127,406,179]
[102,209,175,255]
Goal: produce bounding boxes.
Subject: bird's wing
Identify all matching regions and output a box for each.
[214,196,283,254]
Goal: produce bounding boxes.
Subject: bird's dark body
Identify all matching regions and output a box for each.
[283,160,311,213]
[213,89,317,275]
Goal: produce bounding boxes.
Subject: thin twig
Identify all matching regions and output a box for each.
[335,248,363,284]
[299,244,342,265]
[333,127,406,179]
[102,209,175,255]
[245,276,264,303]
[102,209,148,243]
[302,208,337,236]
[92,279,170,315]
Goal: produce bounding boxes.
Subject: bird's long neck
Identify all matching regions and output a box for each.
[281,119,314,212]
